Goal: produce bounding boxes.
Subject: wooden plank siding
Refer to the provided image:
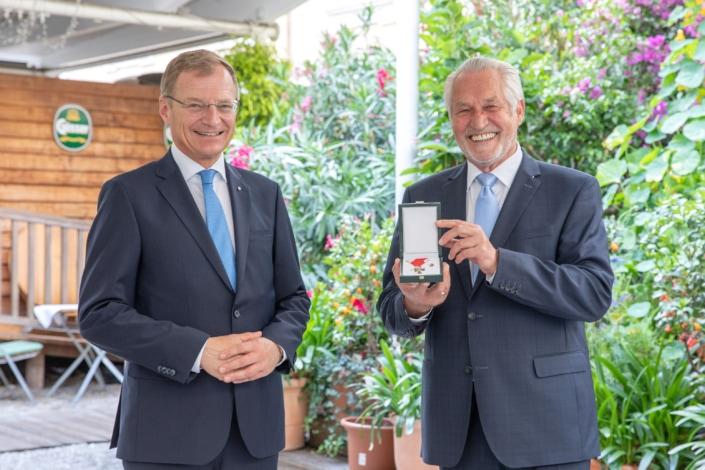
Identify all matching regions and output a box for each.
[0,72,165,333]
[0,72,164,220]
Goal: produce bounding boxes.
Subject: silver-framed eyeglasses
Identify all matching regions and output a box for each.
[164,95,239,115]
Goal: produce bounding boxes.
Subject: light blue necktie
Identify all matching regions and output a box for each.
[472,172,500,284]
[199,169,237,290]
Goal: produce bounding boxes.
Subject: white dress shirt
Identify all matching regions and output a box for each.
[408,144,523,324]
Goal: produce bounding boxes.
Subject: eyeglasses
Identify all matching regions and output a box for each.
[164,95,239,115]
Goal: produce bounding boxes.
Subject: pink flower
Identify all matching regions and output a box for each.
[306,290,313,298]
[324,234,337,250]
[376,68,392,95]
[352,298,368,314]
[300,95,313,113]
[227,144,252,170]
[597,68,607,80]
[589,86,603,100]
[577,78,591,93]
[563,110,571,119]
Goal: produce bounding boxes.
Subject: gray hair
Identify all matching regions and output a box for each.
[443,56,524,117]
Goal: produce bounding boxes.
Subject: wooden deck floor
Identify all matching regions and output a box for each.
[0,381,347,469]
[0,383,116,452]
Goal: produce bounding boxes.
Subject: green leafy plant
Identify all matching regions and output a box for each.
[357,339,423,440]
[590,323,703,469]
[670,404,705,469]
[605,190,705,368]
[244,9,396,280]
[224,40,291,128]
[600,1,705,210]
[300,216,395,456]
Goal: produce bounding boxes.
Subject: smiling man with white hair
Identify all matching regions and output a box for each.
[378,56,613,470]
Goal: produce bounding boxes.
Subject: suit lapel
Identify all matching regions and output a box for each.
[442,163,474,301]
[225,165,251,298]
[467,152,542,297]
[154,152,233,291]
[489,152,542,249]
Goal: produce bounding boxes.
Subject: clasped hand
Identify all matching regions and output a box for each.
[200,331,282,384]
[393,219,498,317]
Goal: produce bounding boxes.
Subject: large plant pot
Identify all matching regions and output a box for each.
[283,378,308,451]
[393,419,438,470]
[341,416,394,470]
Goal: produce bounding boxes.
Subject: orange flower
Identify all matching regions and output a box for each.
[659,294,670,302]
[665,324,672,333]
[370,265,378,274]
[694,322,702,332]
[609,242,619,253]
[356,287,363,295]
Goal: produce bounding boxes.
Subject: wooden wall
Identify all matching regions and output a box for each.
[0,72,165,220]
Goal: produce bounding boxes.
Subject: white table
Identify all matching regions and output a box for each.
[33,304,123,404]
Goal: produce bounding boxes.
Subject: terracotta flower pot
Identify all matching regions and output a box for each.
[393,419,438,470]
[283,378,308,451]
[341,416,395,470]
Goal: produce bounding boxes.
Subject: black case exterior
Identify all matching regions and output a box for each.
[398,202,443,283]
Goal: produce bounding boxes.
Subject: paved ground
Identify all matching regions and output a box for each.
[0,375,347,469]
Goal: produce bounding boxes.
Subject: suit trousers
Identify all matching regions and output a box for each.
[122,407,278,470]
[442,392,589,470]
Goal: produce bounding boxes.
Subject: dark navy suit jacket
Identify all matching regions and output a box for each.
[79,152,309,465]
[378,152,613,468]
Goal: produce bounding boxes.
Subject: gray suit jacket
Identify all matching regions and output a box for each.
[378,152,613,468]
[79,152,310,465]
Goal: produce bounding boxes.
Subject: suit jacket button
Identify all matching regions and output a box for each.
[467,312,477,321]
[233,309,241,318]
[464,365,472,374]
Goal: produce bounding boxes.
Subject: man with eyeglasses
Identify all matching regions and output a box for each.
[79,49,310,469]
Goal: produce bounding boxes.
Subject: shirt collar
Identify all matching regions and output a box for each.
[171,144,227,182]
[466,143,523,191]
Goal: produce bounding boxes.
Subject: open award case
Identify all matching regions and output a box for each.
[398,202,442,283]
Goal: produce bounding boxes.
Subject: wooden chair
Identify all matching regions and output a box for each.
[0,340,44,401]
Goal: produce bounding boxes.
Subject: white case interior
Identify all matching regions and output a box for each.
[401,205,441,277]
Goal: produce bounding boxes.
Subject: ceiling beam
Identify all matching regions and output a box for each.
[0,0,279,38]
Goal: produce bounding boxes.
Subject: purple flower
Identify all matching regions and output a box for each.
[589,86,603,99]
[647,35,666,48]
[563,110,571,119]
[577,78,592,93]
[637,89,646,104]
[573,46,588,57]
[598,68,607,79]
[650,101,667,121]
[684,25,698,38]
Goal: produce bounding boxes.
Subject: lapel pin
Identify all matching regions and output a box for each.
[237,186,242,191]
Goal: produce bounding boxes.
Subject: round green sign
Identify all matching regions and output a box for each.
[53,104,92,152]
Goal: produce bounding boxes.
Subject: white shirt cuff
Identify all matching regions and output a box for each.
[277,346,287,367]
[191,342,207,373]
[486,272,496,284]
[408,308,433,324]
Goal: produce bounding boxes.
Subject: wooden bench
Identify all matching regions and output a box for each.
[0,323,122,389]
